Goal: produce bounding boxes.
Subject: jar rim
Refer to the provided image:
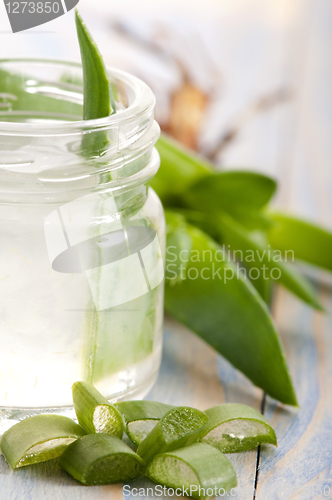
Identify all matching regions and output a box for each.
[0,58,155,136]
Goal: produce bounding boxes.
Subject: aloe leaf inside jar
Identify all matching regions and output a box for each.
[75,10,164,397]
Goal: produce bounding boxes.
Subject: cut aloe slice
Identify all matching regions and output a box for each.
[72,381,124,438]
[115,401,175,445]
[59,434,145,485]
[127,420,159,446]
[201,403,277,453]
[137,407,208,464]
[0,415,86,469]
[147,443,237,498]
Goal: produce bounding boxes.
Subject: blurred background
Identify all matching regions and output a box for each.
[0,0,331,228]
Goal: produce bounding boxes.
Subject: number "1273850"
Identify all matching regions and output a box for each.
[5,2,60,14]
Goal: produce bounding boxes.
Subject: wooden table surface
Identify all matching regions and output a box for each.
[1,0,332,499]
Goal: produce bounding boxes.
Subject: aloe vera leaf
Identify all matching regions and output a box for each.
[150,134,213,203]
[166,228,193,283]
[0,415,86,469]
[183,170,277,213]
[216,212,323,310]
[59,434,145,485]
[137,407,208,464]
[83,284,162,383]
[115,401,175,445]
[0,67,83,120]
[267,212,332,272]
[74,11,126,385]
[75,16,162,385]
[164,211,297,406]
[75,10,111,119]
[75,16,156,383]
[72,381,124,438]
[151,135,276,230]
[75,9,116,159]
[243,258,272,303]
[147,443,237,498]
[226,206,275,231]
[82,209,163,382]
[201,403,277,453]
[174,209,272,301]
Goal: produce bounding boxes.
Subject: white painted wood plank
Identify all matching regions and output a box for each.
[281,0,332,228]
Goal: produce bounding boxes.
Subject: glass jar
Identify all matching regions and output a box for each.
[0,59,165,428]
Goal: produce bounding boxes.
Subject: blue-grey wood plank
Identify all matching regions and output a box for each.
[256,287,332,500]
[256,0,332,497]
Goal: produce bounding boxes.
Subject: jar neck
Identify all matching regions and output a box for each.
[0,145,160,206]
[0,60,160,205]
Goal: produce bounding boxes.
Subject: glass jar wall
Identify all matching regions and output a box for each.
[0,60,164,423]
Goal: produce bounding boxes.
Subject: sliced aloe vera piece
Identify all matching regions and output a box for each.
[115,401,176,423]
[59,434,145,485]
[72,381,124,438]
[147,443,237,498]
[115,401,175,445]
[127,420,159,446]
[137,407,208,464]
[0,415,86,469]
[201,403,277,453]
